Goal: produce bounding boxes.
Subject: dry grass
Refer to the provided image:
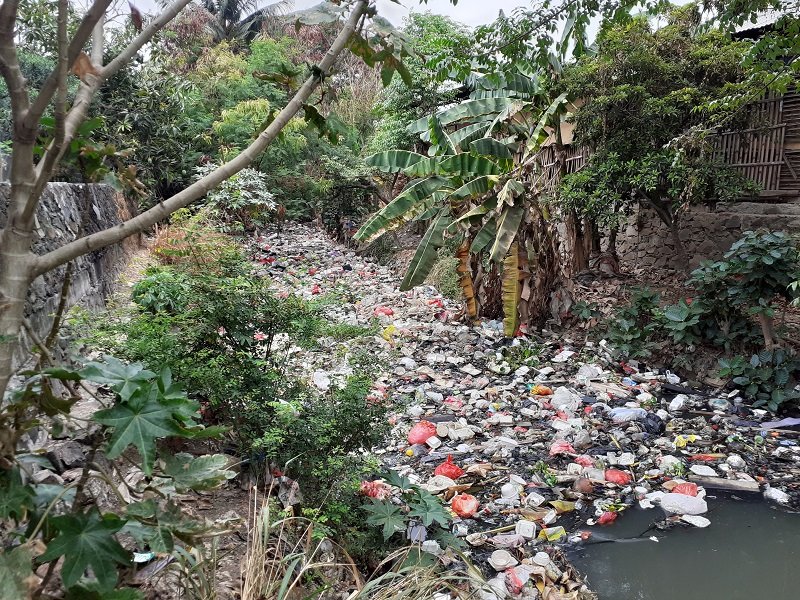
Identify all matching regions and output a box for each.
[239,487,490,600]
[152,209,240,273]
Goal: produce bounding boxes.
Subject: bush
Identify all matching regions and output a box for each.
[194,164,277,232]
[131,267,189,313]
[605,288,661,358]
[719,349,800,412]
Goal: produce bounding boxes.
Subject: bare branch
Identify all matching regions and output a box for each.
[0,0,30,127]
[32,0,370,277]
[25,0,114,129]
[30,0,193,201]
[22,0,70,223]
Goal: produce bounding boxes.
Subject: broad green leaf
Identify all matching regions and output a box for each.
[0,544,37,600]
[470,138,513,159]
[453,197,498,225]
[65,585,143,600]
[383,470,413,492]
[470,217,497,254]
[450,122,490,150]
[490,204,525,263]
[0,468,34,521]
[439,154,501,176]
[450,176,498,201]
[484,99,526,137]
[366,150,427,173]
[663,304,690,321]
[39,511,129,590]
[400,209,451,291]
[292,2,344,27]
[362,500,405,540]
[410,97,514,133]
[80,356,155,401]
[526,92,569,153]
[408,489,450,528]
[497,178,524,207]
[428,115,455,155]
[354,177,449,243]
[161,453,236,492]
[93,388,182,474]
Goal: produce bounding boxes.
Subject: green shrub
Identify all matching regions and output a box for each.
[604,288,661,358]
[719,349,800,412]
[131,267,189,314]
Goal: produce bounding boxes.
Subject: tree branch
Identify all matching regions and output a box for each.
[24,0,114,130]
[30,0,193,201]
[0,0,30,128]
[22,0,70,223]
[31,0,369,277]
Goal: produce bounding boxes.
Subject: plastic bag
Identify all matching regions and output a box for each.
[434,455,464,479]
[407,420,437,445]
[605,469,632,485]
[451,493,479,518]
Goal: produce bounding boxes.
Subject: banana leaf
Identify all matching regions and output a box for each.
[400,208,451,291]
[489,203,525,263]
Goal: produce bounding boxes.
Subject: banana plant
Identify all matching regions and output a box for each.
[354,71,570,334]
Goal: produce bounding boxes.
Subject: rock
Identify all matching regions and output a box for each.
[46,441,85,473]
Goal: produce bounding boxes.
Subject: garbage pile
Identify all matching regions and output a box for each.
[253,225,800,599]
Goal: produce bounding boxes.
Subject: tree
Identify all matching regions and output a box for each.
[557,4,759,271]
[201,0,291,45]
[0,0,418,398]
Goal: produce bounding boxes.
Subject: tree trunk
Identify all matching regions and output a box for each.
[568,211,589,273]
[758,312,778,349]
[607,226,618,256]
[0,183,37,397]
[668,218,689,273]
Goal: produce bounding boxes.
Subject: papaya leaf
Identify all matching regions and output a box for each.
[93,387,182,475]
[38,511,129,591]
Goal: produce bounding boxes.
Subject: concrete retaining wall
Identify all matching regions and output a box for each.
[617,201,800,271]
[0,183,140,366]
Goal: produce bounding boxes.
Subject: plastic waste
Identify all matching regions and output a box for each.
[537,526,567,541]
[608,407,647,423]
[549,440,576,456]
[668,394,688,412]
[407,421,437,445]
[689,464,717,477]
[659,492,708,515]
[671,482,698,497]
[434,455,464,479]
[763,485,790,505]
[452,493,479,517]
[488,549,518,570]
[597,511,617,525]
[605,469,632,485]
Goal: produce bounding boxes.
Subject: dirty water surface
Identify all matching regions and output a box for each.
[568,494,800,600]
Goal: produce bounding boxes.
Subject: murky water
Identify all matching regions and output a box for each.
[568,493,800,600]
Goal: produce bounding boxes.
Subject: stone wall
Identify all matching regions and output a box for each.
[617,201,800,271]
[0,183,140,366]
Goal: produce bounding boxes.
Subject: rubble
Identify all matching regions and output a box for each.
[254,224,800,599]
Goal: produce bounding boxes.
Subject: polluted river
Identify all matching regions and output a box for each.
[256,225,800,599]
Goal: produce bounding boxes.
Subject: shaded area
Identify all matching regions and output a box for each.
[568,495,800,600]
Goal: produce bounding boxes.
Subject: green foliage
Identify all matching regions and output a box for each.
[558,8,757,232]
[362,472,454,544]
[195,163,277,231]
[604,288,661,358]
[719,350,800,412]
[0,358,234,597]
[131,268,189,314]
[691,230,800,315]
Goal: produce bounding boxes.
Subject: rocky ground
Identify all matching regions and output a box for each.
[251,224,800,599]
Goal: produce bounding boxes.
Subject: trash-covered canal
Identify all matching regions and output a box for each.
[569,494,800,599]
[257,224,800,598]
